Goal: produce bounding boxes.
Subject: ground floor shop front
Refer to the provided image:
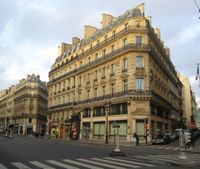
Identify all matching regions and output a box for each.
[48,100,180,143]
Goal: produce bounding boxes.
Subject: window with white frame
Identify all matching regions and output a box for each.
[110,63,115,76]
[123,38,128,48]
[136,56,144,68]
[95,53,99,60]
[123,80,128,92]
[110,83,115,95]
[122,58,128,72]
[94,70,98,81]
[111,44,115,53]
[102,67,106,78]
[136,36,142,45]
[136,78,144,90]
[102,49,106,57]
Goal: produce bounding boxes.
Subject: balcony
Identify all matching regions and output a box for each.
[48,90,152,111]
[50,43,150,84]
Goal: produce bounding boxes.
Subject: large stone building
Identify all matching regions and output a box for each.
[47,4,182,142]
[178,74,197,128]
[0,74,47,135]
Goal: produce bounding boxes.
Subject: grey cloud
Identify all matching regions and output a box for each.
[0,0,199,106]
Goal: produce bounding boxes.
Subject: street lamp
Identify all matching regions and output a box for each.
[105,101,110,144]
[4,112,8,137]
[22,113,27,135]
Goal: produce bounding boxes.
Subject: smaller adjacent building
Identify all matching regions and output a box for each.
[178,73,197,128]
[194,108,200,129]
[0,74,47,135]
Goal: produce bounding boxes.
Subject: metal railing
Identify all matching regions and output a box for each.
[48,90,152,111]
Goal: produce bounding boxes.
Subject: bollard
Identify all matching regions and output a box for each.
[178,131,187,160]
[114,129,120,152]
[9,130,13,138]
[109,124,125,157]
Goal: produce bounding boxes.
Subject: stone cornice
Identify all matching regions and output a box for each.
[48,90,152,112]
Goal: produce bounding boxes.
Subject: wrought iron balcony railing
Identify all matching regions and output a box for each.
[49,43,150,85]
[48,89,152,111]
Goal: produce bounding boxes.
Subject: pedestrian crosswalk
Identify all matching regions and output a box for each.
[0,156,155,169]
[135,153,200,164]
[143,145,180,151]
[0,153,199,169]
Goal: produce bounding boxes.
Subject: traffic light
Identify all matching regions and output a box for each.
[184,132,191,144]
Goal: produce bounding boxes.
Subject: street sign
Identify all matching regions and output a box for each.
[189,123,196,129]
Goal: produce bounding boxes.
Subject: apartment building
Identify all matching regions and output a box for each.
[47,4,182,142]
[0,74,47,135]
[178,74,197,128]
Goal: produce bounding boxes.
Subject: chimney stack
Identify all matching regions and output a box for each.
[84,25,98,39]
[136,3,145,16]
[102,14,115,28]
[72,37,80,46]
[57,42,72,56]
[154,28,161,39]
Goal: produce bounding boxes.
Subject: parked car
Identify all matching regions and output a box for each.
[152,134,172,144]
[165,132,177,141]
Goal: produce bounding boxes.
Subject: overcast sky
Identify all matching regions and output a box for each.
[0,0,200,106]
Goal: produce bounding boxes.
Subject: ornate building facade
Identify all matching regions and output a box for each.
[47,4,182,142]
[178,73,197,128]
[0,74,47,135]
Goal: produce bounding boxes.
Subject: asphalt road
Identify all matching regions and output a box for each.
[0,135,200,169]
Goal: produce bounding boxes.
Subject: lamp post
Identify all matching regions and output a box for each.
[105,102,110,144]
[22,113,27,135]
[4,110,8,137]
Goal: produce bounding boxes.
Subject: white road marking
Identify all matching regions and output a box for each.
[91,158,141,168]
[47,160,79,169]
[11,162,31,169]
[0,164,8,169]
[63,159,103,169]
[78,158,126,169]
[103,157,155,167]
[29,161,56,169]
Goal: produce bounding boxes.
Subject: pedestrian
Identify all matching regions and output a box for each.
[133,133,137,146]
[136,134,140,146]
[40,128,45,139]
[133,133,140,146]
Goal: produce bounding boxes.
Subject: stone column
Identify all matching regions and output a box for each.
[127,101,132,142]
[89,108,93,140]
[79,110,83,140]
[104,102,110,144]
